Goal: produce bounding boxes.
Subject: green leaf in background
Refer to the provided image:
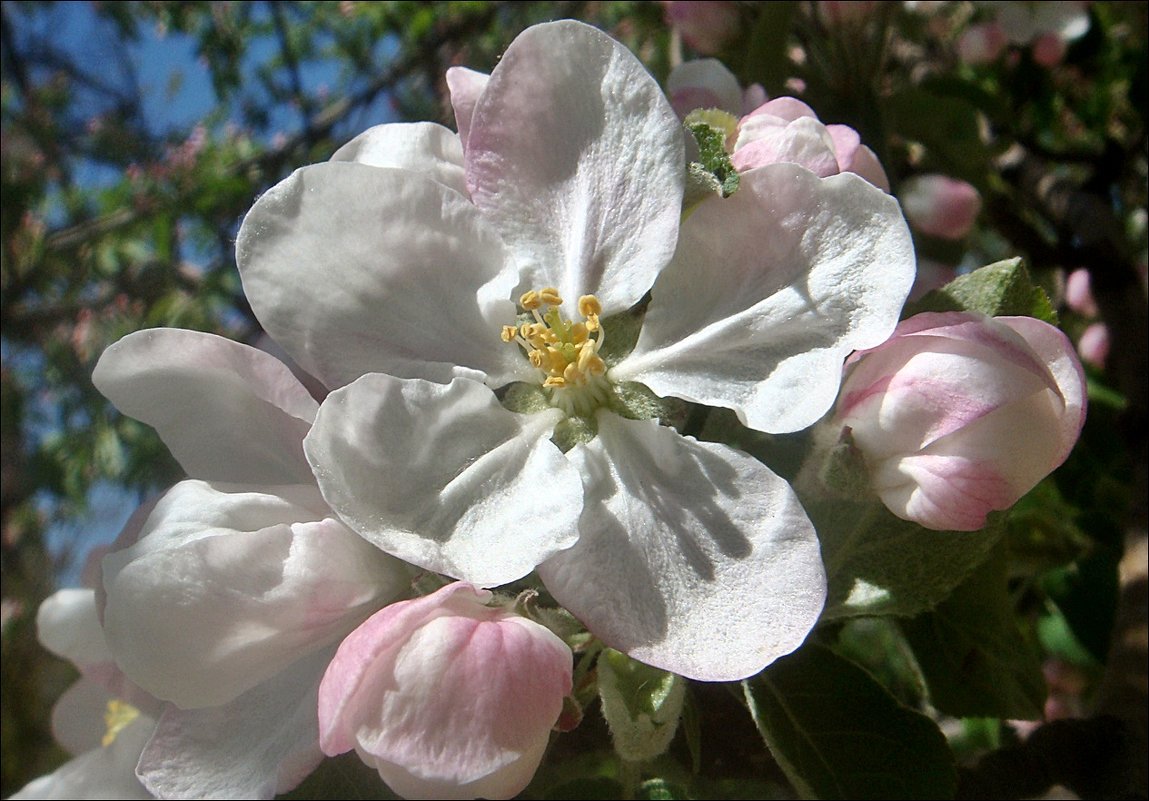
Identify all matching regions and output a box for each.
[900,541,1047,720]
[811,496,1004,621]
[886,86,989,186]
[598,648,686,762]
[906,258,1058,323]
[745,643,956,800]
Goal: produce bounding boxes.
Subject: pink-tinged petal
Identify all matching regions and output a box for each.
[1064,268,1098,317]
[827,125,891,191]
[319,583,572,800]
[539,414,825,682]
[743,96,819,122]
[445,67,489,153]
[102,481,408,708]
[874,453,1016,531]
[1077,322,1109,368]
[731,116,840,175]
[330,122,467,196]
[237,162,528,389]
[612,164,914,434]
[93,329,317,484]
[10,710,155,800]
[138,647,333,800]
[465,20,684,317]
[957,21,1008,64]
[50,677,115,756]
[666,59,743,117]
[305,375,582,586]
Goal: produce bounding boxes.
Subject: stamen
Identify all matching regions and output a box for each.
[504,289,610,415]
[102,700,140,747]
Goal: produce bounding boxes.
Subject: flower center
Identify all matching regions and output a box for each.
[102,699,140,747]
[502,287,612,416]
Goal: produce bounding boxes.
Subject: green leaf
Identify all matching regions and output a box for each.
[812,496,1005,621]
[900,542,1046,720]
[886,87,989,185]
[906,258,1058,323]
[597,648,686,762]
[745,643,956,799]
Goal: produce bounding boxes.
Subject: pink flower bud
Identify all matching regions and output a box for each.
[1064,268,1098,317]
[899,174,982,239]
[835,312,1086,531]
[1077,322,1109,369]
[662,1,741,55]
[318,582,573,800]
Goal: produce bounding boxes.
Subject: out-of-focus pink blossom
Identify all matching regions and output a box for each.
[820,1,879,25]
[835,312,1087,531]
[318,582,572,800]
[662,1,741,55]
[1077,322,1109,369]
[666,58,744,118]
[733,97,891,191]
[1031,31,1068,66]
[1064,268,1099,317]
[899,174,982,240]
[957,21,1009,64]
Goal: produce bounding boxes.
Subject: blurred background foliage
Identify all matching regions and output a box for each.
[2,1,1146,797]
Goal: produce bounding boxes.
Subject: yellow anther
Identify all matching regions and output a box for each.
[528,350,546,369]
[539,287,563,306]
[585,354,607,376]
[585,313,601,333]
[570,322,588,344]
[102,700,140,748]
[576,341,595,371]
[578,295,602,317]
[563,363,583,384]
[543,375,567,388]
[501,325,518,343]
[520,290,542,310]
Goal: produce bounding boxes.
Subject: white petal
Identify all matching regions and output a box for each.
[666,58,743,116]
[305,374,582,586]
[237,162,528,389]
[538,414,826,681]
[330,122,467,196]
[445,67,489,153]
[10,711,155,800]
[101,481,408,708]
[612,165,915,433]
[464,20,684,316]
[37,589,111,666]
[137,647,332,800]
[93,329,317,484]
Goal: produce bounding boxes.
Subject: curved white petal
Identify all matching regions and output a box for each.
[464,20,684,316]
[612,165,915,433]
[138,647,332,800]
[101,481,408,709]
[37,589,111,666]
[538,413,826,682]
[666,58,743,117]
[304,374,582,587]
[237,162,528,389]
[445,67,489,153]
[330,122,467,196]
[93,329,317,484]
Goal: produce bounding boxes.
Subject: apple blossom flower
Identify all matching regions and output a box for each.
[91,328,412,798]
[237,20,915,681]
[957,21,1009,65]
[1077,322,1109,369]
[834,312,1087,531]
[318,582,572,800]
[733,97,891,191]
[899,174,982,240]
[9,588,157,800]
